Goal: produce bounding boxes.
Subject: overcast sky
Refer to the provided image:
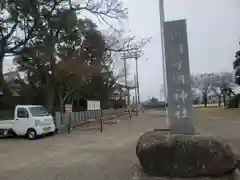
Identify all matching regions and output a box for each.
[123,0,240,101]
[3,0,240,101]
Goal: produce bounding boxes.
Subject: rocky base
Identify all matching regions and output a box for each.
[136,130,238,178]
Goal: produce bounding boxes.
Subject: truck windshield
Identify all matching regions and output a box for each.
[29,107,49,117]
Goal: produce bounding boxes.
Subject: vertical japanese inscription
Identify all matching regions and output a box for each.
[164,19,193,123]
[172,40,188,120]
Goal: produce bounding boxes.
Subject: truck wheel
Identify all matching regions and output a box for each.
[27,129,37,140]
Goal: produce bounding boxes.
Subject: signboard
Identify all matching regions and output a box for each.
[87,101,101,110]
[163,19,195,134]
[65,104,72,113]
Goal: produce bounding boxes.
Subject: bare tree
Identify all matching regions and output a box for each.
[69,0,127,27]
[192,72,235,107]
[191,73,216,107]
[104,31,151,53]
[210,86,222,106]
[211,72,234,107]
[104,31,151,83]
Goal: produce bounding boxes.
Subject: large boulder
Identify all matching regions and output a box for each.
[136,130,237,178]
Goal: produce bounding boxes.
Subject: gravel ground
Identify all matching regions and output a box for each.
[1,109,240,180]
[193,108,240,155]
[0,110,167,180]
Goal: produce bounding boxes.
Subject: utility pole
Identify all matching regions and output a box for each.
[134,74,138,105]
[135,57,140,107]
[121,47,141,107]
[124,58,129,106]
[122,51,130,106]
[159,0,167,103]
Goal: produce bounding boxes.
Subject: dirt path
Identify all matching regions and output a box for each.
[193,108,240,155]
[1,109,240,180]
[0,110,167,180]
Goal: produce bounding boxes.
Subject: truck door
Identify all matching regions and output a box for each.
[13,107,31,135]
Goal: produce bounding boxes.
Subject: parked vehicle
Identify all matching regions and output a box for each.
[0,105,56,140]
[131,107,138,112]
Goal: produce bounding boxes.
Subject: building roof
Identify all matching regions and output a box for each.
[3,71,23,97]
[4,71,21,82]
[232,84,240,94]
[115,83,136,89]
[112,89,128,96]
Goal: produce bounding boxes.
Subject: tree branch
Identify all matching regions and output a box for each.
[105,36,151,53]
[0,27,4,37]
[7,20,36,54]
[69,0,127,20]
[211,86,221,96]
[4,21,18,40]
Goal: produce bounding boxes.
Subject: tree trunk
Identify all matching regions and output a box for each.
[0,59,4,106]
[0,41,5,91]
[235,96,239,108]
[223,94,226,107]
[45,84,55,114]
[60,102,64,124]
[218,95,221,106]
[45,71,55,115]
[45,52,56,115]
[0,57,13,108]
[204,95,207,108]
[0,58,4,92]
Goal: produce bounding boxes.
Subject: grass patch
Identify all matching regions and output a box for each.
[194,107,240,119]
[193,104,219,108]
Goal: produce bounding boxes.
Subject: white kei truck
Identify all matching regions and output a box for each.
[0,105,56,140]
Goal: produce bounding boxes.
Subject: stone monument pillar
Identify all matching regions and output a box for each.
[159,0,194,134]
[163,19,195,134]
[134,1,238,179]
